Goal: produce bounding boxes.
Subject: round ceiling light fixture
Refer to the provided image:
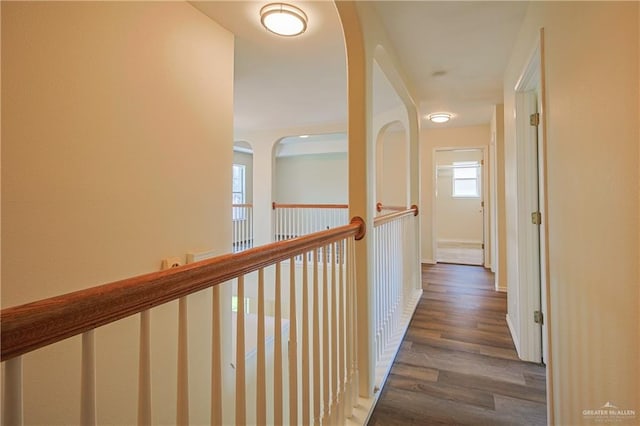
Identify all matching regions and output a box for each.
[260,3,308,37]
[427,113,452,123]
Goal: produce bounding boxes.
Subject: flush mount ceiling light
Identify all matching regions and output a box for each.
[428,113,452,123]
[260,3,308,37]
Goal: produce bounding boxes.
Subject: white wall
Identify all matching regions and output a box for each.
[274,153,348,203]
[504,2,639,423]
[1,2,233,424]
[233,151,254,203]
[435,150,484,244]
[420,125,490,263]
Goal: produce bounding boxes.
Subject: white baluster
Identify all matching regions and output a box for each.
[177,297,189,426]
[257,269,266,425]
[374,227,380,361]
[349,237,359,408]
[330,242,339,424]
[284,207,288,239]
[322,246,330,424]
[301,252,310,425]
[386,223,392,344]
[3,356,23,426]
[288,256,298,425]
[376,224,381,360]
[274,263,283,425]
[286,208,290,240]
[236,276,247,426]
[274,206,278,241]
[232,208,236,250]
[272,207,277,242]
[81,331,97,426]
[138,311,152,426]
[239,209,243,248]
[250,207,254,248]
[312,248,321,426]
[211,286,222,426]
[385,224,391,350]
[344,239,352,417]
[344,238,353,418]
[338,240,346,424]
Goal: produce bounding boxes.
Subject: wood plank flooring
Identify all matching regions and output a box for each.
[368,263,546,425]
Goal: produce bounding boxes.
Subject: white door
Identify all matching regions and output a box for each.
[534,96,548,364]
[435,149,484,265]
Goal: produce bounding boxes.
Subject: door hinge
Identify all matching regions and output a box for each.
[530,112,540,127]
[481,159,484,166]
[481,243,485,249]
[531,211,542,225]
[534,310,544,325]
[481,201,485,208]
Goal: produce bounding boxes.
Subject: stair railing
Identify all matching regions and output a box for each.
[1,217,365,426]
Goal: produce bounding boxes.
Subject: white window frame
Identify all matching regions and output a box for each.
[452,161,480,198]
[232,164,246,220]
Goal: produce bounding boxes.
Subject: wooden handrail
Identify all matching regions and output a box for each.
[232,203,253,208]
[0,218,365,362]
[376,202,406,213]
[373,205,419,227]
[272,202,349,210]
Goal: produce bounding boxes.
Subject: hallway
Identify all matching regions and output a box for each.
[368,263,546,425]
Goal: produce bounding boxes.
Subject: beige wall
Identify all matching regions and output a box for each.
[274,153,348,203]
[420,125,490,263]
[377,128,408,207]
[504,2,639,423]
[1,2,233,424]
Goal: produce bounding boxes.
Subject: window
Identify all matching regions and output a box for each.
[232,164,245,220]
[452,161,480,198]
[231,296,250,313]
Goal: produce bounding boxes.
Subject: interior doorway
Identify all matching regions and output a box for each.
[434,148,486,265]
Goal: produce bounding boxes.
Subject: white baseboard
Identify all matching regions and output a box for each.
[437,239,483,249]
[353,288,423,425]
[421,258,436,265]
[506,313,521,359]
[495,284,507,293]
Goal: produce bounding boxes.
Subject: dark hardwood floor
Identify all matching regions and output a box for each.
[368,263,547,426]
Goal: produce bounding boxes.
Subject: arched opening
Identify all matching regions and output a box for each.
[376,121,408,211]
[372,57,412,215]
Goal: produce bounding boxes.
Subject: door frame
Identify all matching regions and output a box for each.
[513,29,551,372]
[431,146,489,267]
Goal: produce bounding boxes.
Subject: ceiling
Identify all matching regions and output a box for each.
[374,1,529,128]
[191,1,528,134]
